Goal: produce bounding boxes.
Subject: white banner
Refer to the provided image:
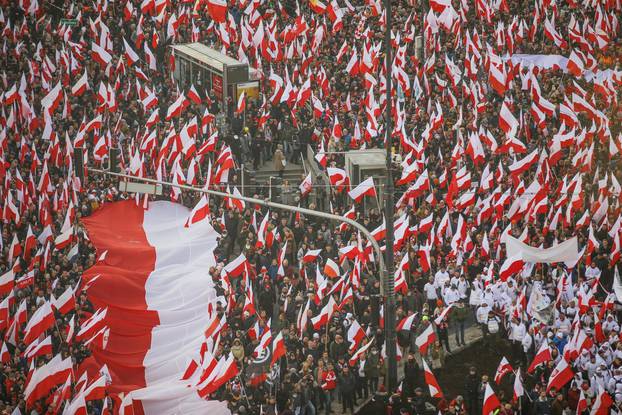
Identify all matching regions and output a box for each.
[503,54,622,83]
[505,235,580,267]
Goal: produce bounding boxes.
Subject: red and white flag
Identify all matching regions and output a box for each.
[24,354,73,406]
[311,296,337,329]
[76,307,108,342]
[0,342,9,363]
[433,304,454,325]
[24,335,53,361]
[166,94,189,120]
[51,286,75,315]
[188,85,202,105]
[23,301,55,345]
[207,0,227,22]
[323,258,340,279]
[185,195,211,227]
[198,354,239,397]
[0,268,14,296]
[499,99,519,136]
[591,386,614,415]
[40,81,63,114]
[546,357,573,392]
[348,177,376,202]
[347,319,366,352]
[513,368,524,401]
[123,38,140,66]
[576,389,587,414]
[494,357,513,384]
[499,255,524,281]
[71,70,89,96]
[299,172,313,196]
[80,201,231,414]
[567,50,585,77]
[223,253,248,278]
[527,342,551,373]
[482,383,501,415]
[414,324,435,354]
[236,92,246,114]
[349,339,374,366]
[270,331,286,366]
[91,43,112,67]
[397,313,418,332]
[422,358,443,398]
[303,249,322,263]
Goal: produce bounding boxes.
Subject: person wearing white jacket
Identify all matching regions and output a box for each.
[602,314,620,334]
[521,329,533,367]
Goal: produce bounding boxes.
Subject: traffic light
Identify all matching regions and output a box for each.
[270,176,282,203]
[109,148,121,173]
[73,148,84,180]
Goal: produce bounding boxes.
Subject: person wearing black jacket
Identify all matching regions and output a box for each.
[464,367,480,415]
[338,366,356,414]
[477,375,491,414]
[403,353,419,398]
[412,388,428,414]
[533,390,553,415]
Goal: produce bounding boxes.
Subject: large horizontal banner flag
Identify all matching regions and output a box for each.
[504,235,580,267]
[503,54,621,83]
[80,201,229,415]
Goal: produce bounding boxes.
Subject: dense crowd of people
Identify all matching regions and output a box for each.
[0,0,621,414]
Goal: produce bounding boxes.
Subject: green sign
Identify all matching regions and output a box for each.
[60,18,78,26]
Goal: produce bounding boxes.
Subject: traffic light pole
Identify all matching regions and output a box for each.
[383,0,398,393]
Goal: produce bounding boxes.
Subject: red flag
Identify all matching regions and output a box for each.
[207,0,227,23]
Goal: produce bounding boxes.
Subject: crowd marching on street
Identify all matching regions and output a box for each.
[0,0,621,414]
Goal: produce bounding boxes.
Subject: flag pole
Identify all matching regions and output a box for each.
[236,375,252,408]
[325,313,330,353]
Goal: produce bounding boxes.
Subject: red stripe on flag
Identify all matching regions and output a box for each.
[80,201,159,406]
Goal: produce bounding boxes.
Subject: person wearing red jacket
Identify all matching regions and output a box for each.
[320,363,337,415]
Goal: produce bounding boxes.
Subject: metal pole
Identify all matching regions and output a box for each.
[240,163,245,197]
[89,168,385,276]
[383,0,398,393]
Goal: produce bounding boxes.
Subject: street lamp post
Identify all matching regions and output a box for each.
[383,0,398,393]
[89,167,387,289]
